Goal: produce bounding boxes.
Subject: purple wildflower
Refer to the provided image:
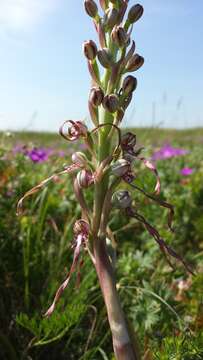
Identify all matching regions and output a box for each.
[180,167,194,176]
[152,144,188,161]
[26,148,52,163]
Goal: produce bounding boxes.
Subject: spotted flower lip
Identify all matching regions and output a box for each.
[152,144,188,161]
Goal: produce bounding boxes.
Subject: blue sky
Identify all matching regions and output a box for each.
[0,0,202,131]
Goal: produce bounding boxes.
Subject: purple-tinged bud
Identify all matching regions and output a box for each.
[97,48,113,68]
[111,159,131,177]
[83,40,97,61]
[89,86,104,107]
[102,94,119,113]
[105,8,119,29]
[122,75,137,95]
[71,152,88,167]
[77,169,93,188]
[112,190,132,209]
[111,26,128,47]
[126,54,144,72]
[84,0,98,18]
[128,4,144,24]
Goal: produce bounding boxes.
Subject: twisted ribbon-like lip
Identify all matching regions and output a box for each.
[44,219,90,317]
[16,164,79,216]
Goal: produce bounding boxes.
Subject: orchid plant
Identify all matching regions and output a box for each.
[17,1,193,359]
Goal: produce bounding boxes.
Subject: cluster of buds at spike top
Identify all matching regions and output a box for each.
[112,190,132,209]
[127,4,144,24]
[60,120,88,141]
[89,86,104,107]
[83,40,97,61]
[77,169,94,189]
[84,0,98,18]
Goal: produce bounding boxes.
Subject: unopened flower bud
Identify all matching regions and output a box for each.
[72,152,88,167]
[126,54,144,72]
[102,94,119,113]
[111,159,131,177]
[122,75,137,95]
[128,4,144,24]
[83,40,97,61]
[112,190,132,209]
[89,87,104,107]
[105,8,119,28]
[84,0,98,18]
[111,26,128,47]
[97,48,113,68]
[77,169,93,188]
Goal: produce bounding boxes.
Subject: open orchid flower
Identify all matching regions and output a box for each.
[121,132,161,194]
[111,156,174,231]
[44,220,89,317]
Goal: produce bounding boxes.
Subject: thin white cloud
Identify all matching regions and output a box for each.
[0,0,60,31]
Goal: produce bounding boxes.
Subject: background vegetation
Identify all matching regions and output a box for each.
[0,128,203,359]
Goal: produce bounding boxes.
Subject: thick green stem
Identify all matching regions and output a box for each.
[94,237,139,359]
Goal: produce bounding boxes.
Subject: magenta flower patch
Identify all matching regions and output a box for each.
[180,167,194,176]
[152,144,188,160]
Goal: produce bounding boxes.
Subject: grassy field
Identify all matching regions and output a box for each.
[0,128,203,359]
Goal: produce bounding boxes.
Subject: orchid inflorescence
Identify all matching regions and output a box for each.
[17,0,193,323]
